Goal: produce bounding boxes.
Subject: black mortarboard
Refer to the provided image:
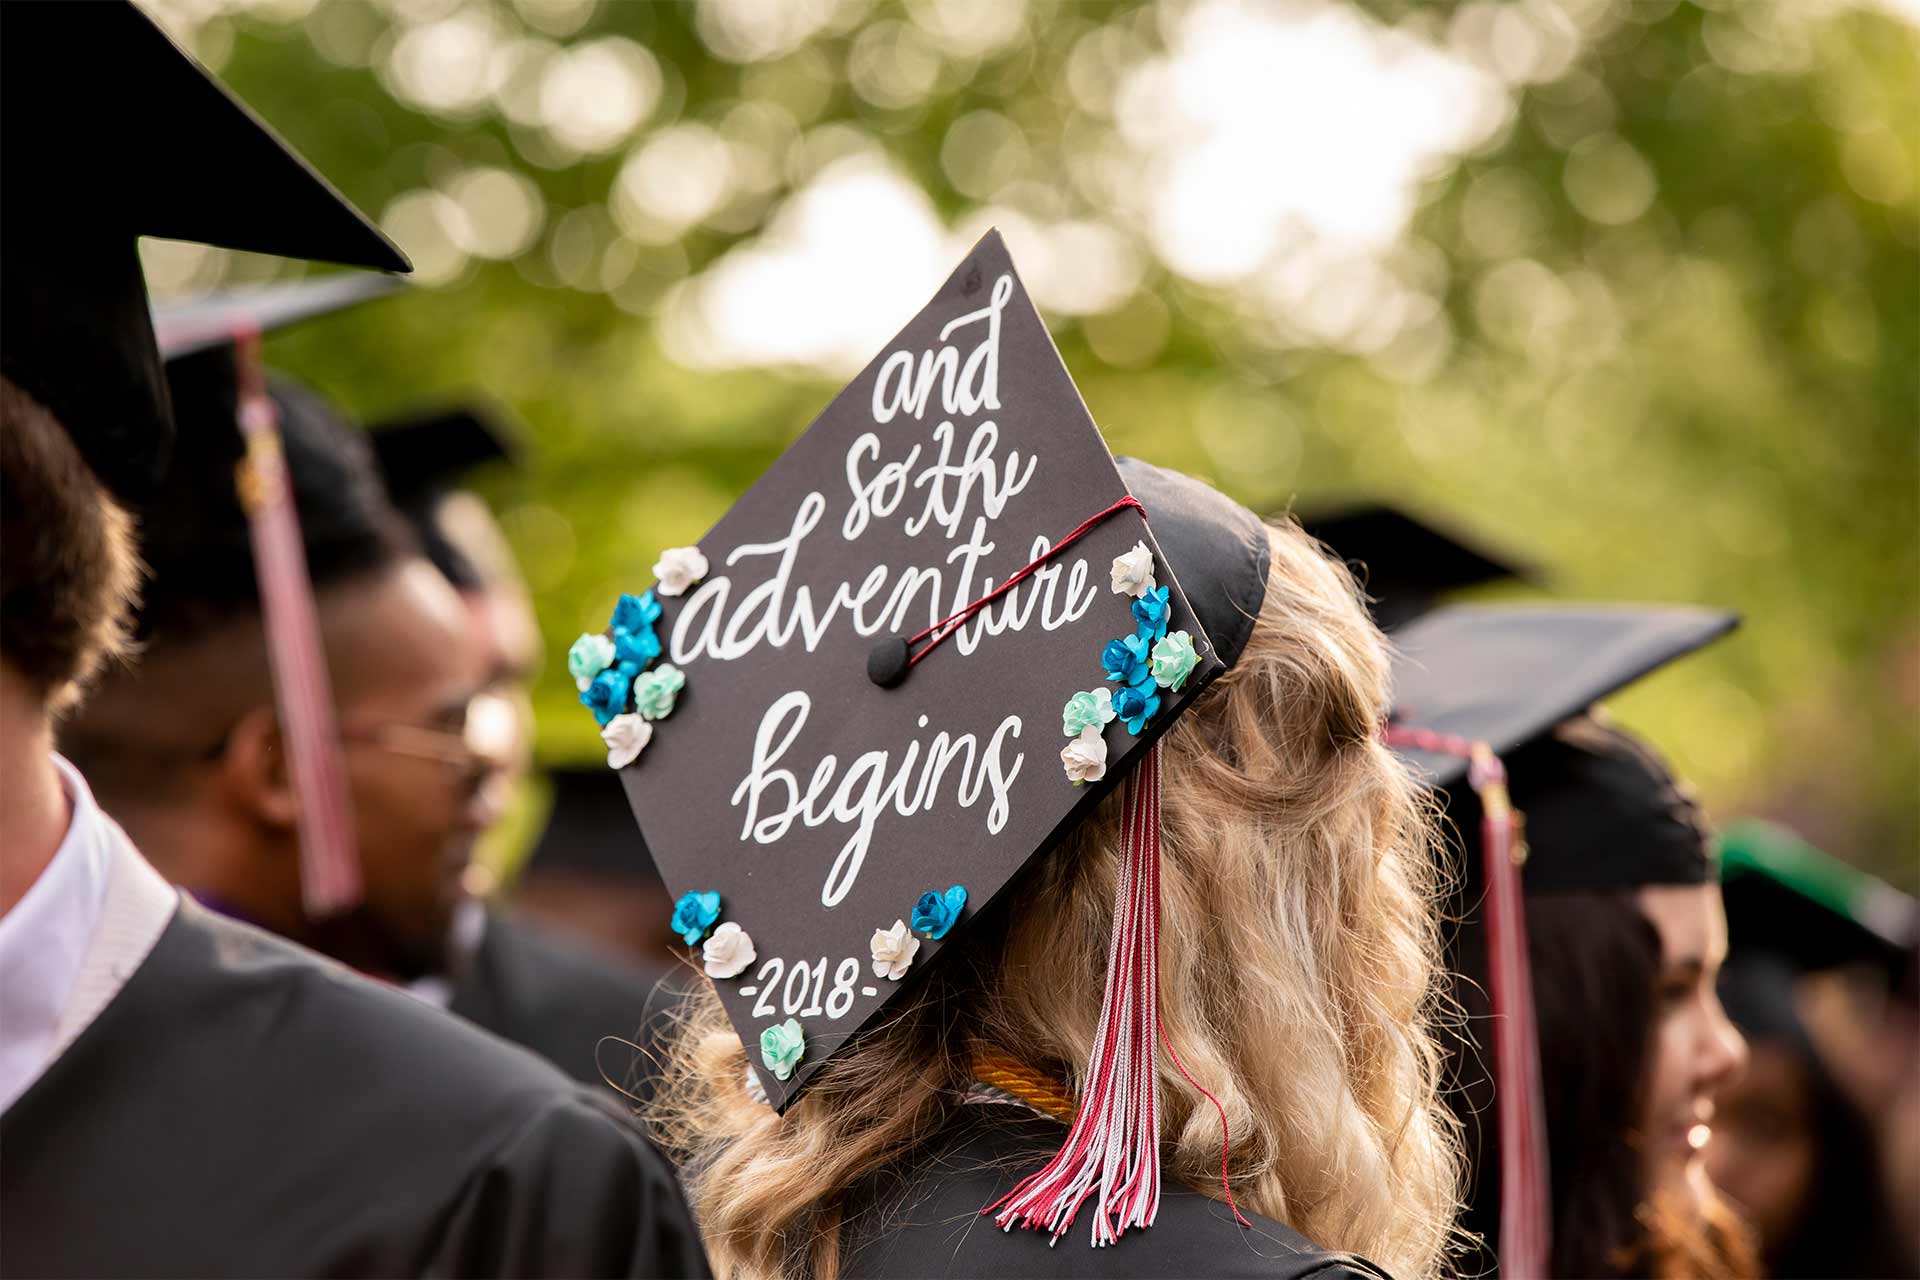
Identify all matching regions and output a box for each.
[368,405,520,590]
[154,274,405,361]
[1718,820,1917,978]
[1297,502,1535,630]
[575,232,1265,1121]
[0,1,408,500]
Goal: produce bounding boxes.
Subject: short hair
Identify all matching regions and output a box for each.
[0,374,141,713]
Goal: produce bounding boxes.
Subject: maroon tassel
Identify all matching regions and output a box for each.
[987,745,1247,1245]
[1386,727,1550,1277]
[232,330,363,916]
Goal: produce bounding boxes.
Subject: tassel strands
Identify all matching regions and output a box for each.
[987,745,1247,1245]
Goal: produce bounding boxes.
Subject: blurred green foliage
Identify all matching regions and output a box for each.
[156,0,1917,887]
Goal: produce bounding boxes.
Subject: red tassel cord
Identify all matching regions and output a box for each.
[233,330,364,917]
[1385,726,1551,1279]
[987,745,1248,1245]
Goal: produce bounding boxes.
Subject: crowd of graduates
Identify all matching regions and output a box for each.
[1,6,1913,1280]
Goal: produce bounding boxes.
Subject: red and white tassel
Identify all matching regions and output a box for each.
[988,745,1248,1246]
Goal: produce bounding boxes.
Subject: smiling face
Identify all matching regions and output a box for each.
[1634,882,1750,1193]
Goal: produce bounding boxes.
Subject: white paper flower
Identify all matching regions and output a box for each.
[869,919,921,980]
[653,545,710,597]
[1109,540,1156,598]
[1060,726,1109,785]
[601,713,653,769]
[702,921,756,979]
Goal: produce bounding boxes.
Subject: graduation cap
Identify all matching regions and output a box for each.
[0,1,407,500]
[1382,602,1737,1276]
[1297,502,1535,630]
[1718,820,1917,978]
[577,231,1265,1241]
[524,766,661,883]
[368,405,521,590]
[143,277,408,916]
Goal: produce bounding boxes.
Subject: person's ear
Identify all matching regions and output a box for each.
[217,705,300,829]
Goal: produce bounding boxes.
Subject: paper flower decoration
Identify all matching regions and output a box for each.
[568,633,616,691]
[1101,634,1151,686]
[1150,630,1199,692]
[702,921,756,979]
[580,667,633,727]
[1113,684,1161,736]
[611,590,662,633]
[1061,688,1116,737]
[1131,585,1171,641]
[1060,726,1109,784]
[632,663,686,721]
[869,919,920,980]
[653,546,710,597]
[601,714,652,769]
[613,624,662,669]
[911,885,968,940]
[1109,541,1156,598]
[759,1018,805,1082]
[670,890,721,946]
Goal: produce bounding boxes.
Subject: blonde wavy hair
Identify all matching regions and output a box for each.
[647,519,1465,1279]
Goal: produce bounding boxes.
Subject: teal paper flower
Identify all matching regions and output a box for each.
[1062,688,1116,737]
[1131,585,1171,641]
[632,663,686,721]
[1113,682,1161,735]
[580,667,632,727]
[670,890,721,945]
[568,632,615,690]
[760,1018,806,1082]
[911,884,967,939]
[613,623,661,669]
[1150,630,1198,692]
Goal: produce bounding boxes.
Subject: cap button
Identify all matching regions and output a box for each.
[867,636,911,689]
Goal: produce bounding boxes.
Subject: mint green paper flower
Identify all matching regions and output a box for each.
[567,632,616,690]
[759,1018,805,1081]
[631,663,686,721]
[1150,630,1198,692]
[1062,687,1116,737]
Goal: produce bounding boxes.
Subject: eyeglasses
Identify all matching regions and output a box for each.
[339,689,521,773]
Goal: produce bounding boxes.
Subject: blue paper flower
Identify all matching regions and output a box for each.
[1113,681,1162,735]
[670,890,721,946]
[611,590,662,633]
[1131,585,1171,641]
[613,623,661,668]
[1102,634,1151,686]
[911,884,968,940]
[1150,630,1199,692]
[580,667,633,726]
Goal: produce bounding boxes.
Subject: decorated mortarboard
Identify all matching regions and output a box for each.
[368,403,521,590]
[1382,602,1737,1277]
[0,1,407,501]
[1297,501,1535,631]
[1718,820,1917,978]
[139,276,407,917]
[572,231,1271,1243]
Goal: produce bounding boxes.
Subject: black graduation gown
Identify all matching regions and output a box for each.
[449,912,684,1094]
[839,1109,1395,1279]
[0,898,709,1280]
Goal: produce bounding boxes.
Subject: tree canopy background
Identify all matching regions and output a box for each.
[141,0,1919,889]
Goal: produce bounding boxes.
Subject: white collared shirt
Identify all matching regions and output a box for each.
[0,756,175,1114]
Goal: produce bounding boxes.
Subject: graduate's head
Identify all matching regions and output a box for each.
[60,354,503,978]
[651,515,1464,1280]
[0,375,142,717]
